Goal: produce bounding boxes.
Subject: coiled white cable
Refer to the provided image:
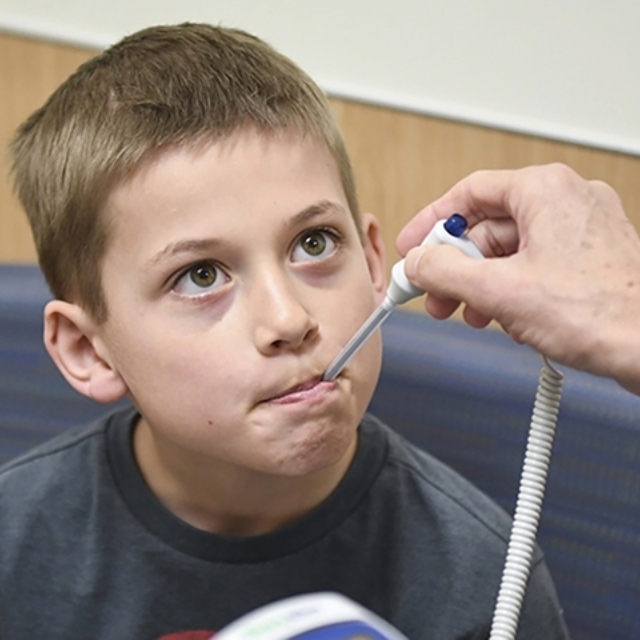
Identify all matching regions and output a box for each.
[489,356,564,640]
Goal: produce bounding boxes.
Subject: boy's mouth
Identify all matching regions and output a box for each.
[262,376,334,404]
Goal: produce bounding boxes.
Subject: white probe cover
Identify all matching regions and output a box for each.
[387,219,484,305]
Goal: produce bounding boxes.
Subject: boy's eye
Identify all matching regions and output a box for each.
[173,262,227,296]
[292,229,337,262]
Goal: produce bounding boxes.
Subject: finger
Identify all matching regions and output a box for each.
[404,243,505,317]
[396,168,518,255]
[424,294,461,320]
[462,305,493,329]
[425,293,493,328]
[468,217,520,258]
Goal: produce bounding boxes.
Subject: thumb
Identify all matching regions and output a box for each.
[404,244,498,316]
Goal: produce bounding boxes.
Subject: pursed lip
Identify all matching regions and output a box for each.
[261,375,336,405]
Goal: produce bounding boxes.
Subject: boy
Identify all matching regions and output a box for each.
[1,23,569,639]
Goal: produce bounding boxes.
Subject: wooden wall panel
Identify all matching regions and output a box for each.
[0,32,95,263]
[2,31,640,317]
[331,100,640,310]
[331,101,640,312]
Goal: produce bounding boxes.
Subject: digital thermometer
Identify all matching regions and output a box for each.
[322,213,482,381]
[322,214,564,640]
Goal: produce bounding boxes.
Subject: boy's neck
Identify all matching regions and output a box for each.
[132,417,358,537]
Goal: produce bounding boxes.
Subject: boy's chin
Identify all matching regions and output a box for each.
[264,421,359,479]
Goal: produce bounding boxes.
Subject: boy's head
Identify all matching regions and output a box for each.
[10,22,360,323]
[10,22,389,502]
[11,24,389,512]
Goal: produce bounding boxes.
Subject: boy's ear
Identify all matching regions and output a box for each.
[43,300,128,404]
[360,213,387,299]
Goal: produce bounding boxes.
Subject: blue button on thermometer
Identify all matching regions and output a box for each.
[322,214,483,380]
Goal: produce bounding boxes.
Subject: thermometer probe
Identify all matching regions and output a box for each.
[322,213,482,381]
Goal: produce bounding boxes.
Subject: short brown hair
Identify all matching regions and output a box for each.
[10,23,360,322]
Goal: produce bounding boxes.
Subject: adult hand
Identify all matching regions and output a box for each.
[396,163,640,395]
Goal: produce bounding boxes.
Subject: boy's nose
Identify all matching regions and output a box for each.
[251,274,319,355]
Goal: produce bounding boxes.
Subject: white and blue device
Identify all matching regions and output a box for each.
[215,592,409,640]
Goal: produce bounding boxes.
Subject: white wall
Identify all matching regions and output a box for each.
[1,0,638,155]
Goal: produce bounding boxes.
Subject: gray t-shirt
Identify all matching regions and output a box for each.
[0,408,569,639]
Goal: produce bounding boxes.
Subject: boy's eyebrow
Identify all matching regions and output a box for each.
[146,200,345,267]
[286,200,346,228]
[146,238,224,268]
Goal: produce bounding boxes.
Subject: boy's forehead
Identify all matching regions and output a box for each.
[101,131,354,257]
[108,128,340,201]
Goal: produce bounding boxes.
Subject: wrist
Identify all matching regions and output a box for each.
[611,347,640,397]
[593,316,640,397]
